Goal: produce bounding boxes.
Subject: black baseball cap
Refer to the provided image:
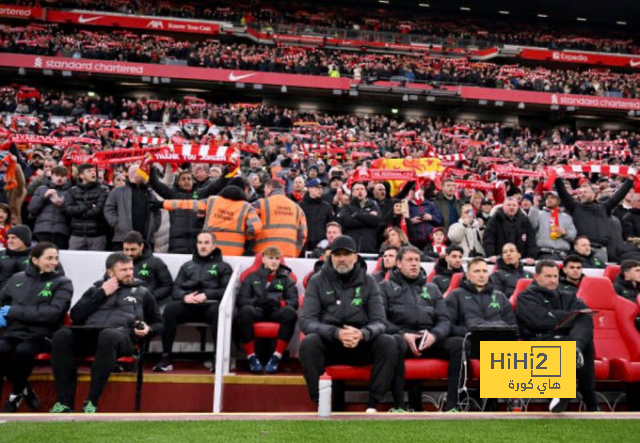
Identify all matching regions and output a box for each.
[330,235,357,254]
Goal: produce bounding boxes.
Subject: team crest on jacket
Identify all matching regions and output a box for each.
[38,282,53,297]
[138,263,150,277]
[124,296,137,304]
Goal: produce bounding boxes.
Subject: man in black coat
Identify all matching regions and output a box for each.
[121,231,173,303]
[483,198,537,260]
[299,235,399,412]
[555,175,633,263]
[516,260,598,412]
[64,163,109,251]
[337,182,382,253]
[50,252,163,413]
[621,193,640,241]
[613,259,640,302]
[431,246,464,294]
[573,236,605,269]
[558,255,585,297]
[154,232,232,373]
[0,225,32,290]
[489,243,533,298]
[299,179,334,253]
[236,246,298,374]
[380,245,465,412]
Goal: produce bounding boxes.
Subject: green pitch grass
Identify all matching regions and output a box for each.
[1,419,639,442]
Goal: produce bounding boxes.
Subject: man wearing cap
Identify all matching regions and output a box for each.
[299,178,334,254]
[299,235,399,413]
[0,226,32,290]
[528,192,577,260]
[337,182,382,254]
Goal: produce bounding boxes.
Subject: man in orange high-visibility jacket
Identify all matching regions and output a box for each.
[253,179,307,258]
[162,178,262,256]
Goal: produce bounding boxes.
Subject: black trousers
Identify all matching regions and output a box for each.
[35,233,69,250]
[0,336,49,394]
[161,301,219,355]
[532,314,598,410]
[299,333,399,407]
[392,335,467,410]
[52,328,134,407]
[235,305,298,343]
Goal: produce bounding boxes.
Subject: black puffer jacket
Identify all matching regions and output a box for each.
[63,181,110,238]
[236,264,298,311]
[300,256,386,343]
[379,268,450,339]
[299,192,334,250]
[555,176,634,246]
[337,198,382,253]
[558,272,582,298]
[431,257,463,294]
[0,247,31,290]
[483,208,537,258]
[622,209,640,240]
[0,263,72,340]
[613,274,638,302]
[132,248,174,302]
[172,248,232,301]
[71,278,163,334]
[516,281,588,339]
[446,278,517,337]
[28,181,73,236]
[149,168,228,254]
[489,258,533,298]
[575,251,605,269]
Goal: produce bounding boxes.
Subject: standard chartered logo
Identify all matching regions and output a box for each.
[33,58,144,75]
[34,57,43,68]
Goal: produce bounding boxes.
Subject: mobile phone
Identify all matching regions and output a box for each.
[418,330,429,349]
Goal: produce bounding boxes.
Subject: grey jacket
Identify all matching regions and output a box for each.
[28,182,72,236]
[528,207,577,252]
[104,183,161,243]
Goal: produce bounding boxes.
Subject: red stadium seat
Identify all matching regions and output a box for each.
[426,267,436,282]
[443,273,464,298]
[372,257,383,274]
[603,265,621,284]
[303,270,314,289]
[509,278,533,309]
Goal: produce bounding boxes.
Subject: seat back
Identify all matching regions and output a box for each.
[240,255,297,283]
[443,273,464,298]
[372,257,383,274]
[616,295,640,362]
[510,278,533,309]
[603,265,621,284]
[426,267,437,282]
[577,277,631,362]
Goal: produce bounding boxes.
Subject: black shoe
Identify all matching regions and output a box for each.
[550,397,571,413]
[3,394,23,413]
[153,356,173,372]
[24,384,40,410]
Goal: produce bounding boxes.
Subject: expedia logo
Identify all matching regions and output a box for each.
[34,57,43,68]
[147,20,164,29]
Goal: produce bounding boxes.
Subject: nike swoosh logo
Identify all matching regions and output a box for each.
[228,72,257,82]
[630,60,640,67]
[78,15,104,24]
[16,283,24,287]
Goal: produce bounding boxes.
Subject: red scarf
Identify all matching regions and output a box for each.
[550,208,561,240]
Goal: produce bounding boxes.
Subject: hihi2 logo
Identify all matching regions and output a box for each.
[480,342,576,398]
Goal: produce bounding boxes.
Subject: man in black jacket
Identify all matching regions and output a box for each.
[573,236,605,269]
[621,193,640,242]
[489,243,533,298]
[299,179,334,253]
[516,260,598,412]
[380,246,464,412]
[28,165,72,250]
[483,198,537,260]
[555,175,633,263]
[446,258,517,338]
[50,252,163,413]
[154,232,232,373]
[337,182,382,253]
[64,163,109,251]
[299,235,399,412]
[613,259,640,302]
[236,246,298,374]
[373,245,397,283]
[431,246,464,294]
[122,231,173,303]
[558,255,585,297]
[0,226,32,290]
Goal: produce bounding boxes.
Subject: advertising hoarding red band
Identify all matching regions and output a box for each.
[43,10,220,35]
[519,48,640,70]
[0,5,42,19]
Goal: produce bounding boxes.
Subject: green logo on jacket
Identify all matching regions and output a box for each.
[208,264,218,276]
[192,191,199,200]
[138,263,150,277]
[352,286,362,307]
[488,293,501,309]
[274,281,284,291]
[420,286,431,300]
[38,282,53,298]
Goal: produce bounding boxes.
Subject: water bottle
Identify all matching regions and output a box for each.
[511,398,524,412]
[318,375,332,418]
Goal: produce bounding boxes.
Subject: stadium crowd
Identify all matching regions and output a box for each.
[2,25,639,98]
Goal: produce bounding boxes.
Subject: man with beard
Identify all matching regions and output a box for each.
[380,246,465,412]
[431,246,464,294]
[299,179,334,253]
[299,236,399,413]
[373,245,398,283]
[573,236,605,269]
[337,182,382,254]
[490,243,533,298]
[50,252,163,413]
[154,232,232,372]
[558,255,585,297]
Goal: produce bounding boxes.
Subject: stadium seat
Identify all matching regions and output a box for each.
[603,265,621,284]
[443,273,464,298]
[509,278,533,309]
[426,267,436,282]
[372,257,383,274]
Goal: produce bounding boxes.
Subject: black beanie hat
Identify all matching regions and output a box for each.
[7,225,32,248]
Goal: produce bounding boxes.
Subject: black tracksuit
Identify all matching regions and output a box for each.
[558,272,583,298]
[132,248,174,302]
[515,281,598,410]
[236,265,299,343]
[431,258,464,294]
[0,248,30,291]
[160,248,232,356]
[575,251,605,269]
[380,268,465,410]
[299,192,334,251]
[489,258,533,298]
[0,265,72,394]
[52,279,163,407]
[299,257,399,407]
[337,198,383,253]
[613,274,638,302]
